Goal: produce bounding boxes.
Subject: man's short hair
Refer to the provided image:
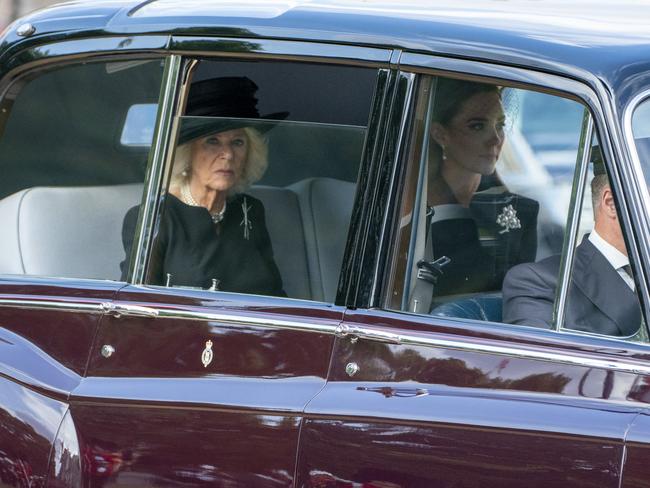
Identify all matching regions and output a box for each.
[591,173,609,212]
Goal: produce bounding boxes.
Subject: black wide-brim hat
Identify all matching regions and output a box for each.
[178,76,288,145]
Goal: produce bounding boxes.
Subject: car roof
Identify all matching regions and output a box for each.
[5,0,650,98]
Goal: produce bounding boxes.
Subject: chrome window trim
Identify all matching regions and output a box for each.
[370,71,416,304]
[622,89,650,329]
[128,54,184,284]
[399,52,602,107]
[0,36,170,92]
[1,296,649,375]
[554,113,593,330]
[169,36,393,68]
[347,67,397,307]
[623,88,650,242]
[401,76,436,310]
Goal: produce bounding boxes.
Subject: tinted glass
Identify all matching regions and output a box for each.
[387,74,643,340]
[0,59,164,280]
[632,97,650,189]
[132,60,377,303]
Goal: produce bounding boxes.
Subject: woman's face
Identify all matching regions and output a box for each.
[189,128,248,192]
[433,90,506,175]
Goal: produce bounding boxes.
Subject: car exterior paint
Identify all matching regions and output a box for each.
[0,1,649,487]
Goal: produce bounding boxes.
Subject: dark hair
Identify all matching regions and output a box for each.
[591,173,610,212]
[431,78,501,126]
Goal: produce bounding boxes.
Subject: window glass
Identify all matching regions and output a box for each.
[121,103,158,146]
[133,60,377,302]
[560,145,644,339]
[632,97,650,189]
[0,59,164,280]
[387,74,645,340]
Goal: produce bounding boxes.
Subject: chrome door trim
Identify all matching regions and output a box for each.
[1,296,649,374]
[334,322,650,375]
[151,307,338,334]
[0,298,105,313]
[0,297,339,333]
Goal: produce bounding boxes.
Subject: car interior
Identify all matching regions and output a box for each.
[0,54,632,328]
[0,58,376,304]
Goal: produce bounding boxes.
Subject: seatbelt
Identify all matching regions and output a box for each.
[407,174,431,313]
[408,204,450,313]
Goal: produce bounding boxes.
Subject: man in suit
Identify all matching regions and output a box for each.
[502,166,642,336]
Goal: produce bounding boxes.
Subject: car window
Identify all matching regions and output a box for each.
[0,58,164,280]
[386,74,645,340]
[631,96,650,189]
[130,59,377,302]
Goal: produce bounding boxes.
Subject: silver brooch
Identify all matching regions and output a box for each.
[240,197,252,240]
[496,204,521,234]
[201,340,214,368]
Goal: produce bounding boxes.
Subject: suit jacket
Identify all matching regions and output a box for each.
[502,238,641,336]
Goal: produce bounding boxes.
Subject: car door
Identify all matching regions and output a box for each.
[617,89,650,488]
[70,45,391,485]
[0,38,168,485]
[297,58,650,487]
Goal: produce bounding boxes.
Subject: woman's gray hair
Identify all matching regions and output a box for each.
[170,127,268,194]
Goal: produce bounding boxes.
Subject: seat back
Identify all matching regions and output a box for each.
[431,293,503,322]
[290,178,356,302]
[0,178,356,302]
[248,185,311,300]
[250,178,356,302]
[0,184,143,280]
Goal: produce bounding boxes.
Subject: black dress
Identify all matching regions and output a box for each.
[121,193,285,297]
[428,174,539,296]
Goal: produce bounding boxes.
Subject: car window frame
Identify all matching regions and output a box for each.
[0,51,169,282]
[121,41,395,307]
[0,35,394,309]
[623,89,650,297]
[376,52,650,344]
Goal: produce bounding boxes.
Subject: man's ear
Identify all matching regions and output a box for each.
[602,187,617,218]
[430,122,448,147]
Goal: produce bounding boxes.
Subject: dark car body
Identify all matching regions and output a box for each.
[1,1,650,487]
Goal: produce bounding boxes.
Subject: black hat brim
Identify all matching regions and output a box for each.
[178,114,289,145]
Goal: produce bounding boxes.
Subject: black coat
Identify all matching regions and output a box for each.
[502,238,641,336]
[121,193,285,297]
[429,184,539,296]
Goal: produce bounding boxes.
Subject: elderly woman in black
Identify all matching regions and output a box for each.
[425,78,539,297]
[121,76,285,296]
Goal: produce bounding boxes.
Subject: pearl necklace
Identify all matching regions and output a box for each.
[180,182,227,224]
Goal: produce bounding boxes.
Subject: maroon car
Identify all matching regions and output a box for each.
[0,1,650,486]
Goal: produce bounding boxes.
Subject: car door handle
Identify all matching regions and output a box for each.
[357,386,429,398]
[101,302,159,318]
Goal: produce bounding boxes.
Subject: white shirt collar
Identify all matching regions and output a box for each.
[588,229,629,270]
